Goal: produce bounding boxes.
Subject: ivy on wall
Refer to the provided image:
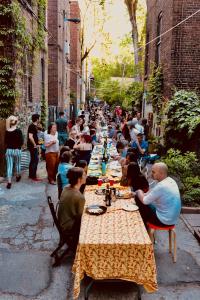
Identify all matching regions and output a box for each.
[0,0,47,119]
[147,64,164,120]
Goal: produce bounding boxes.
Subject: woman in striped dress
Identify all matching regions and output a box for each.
[5,116,24,189]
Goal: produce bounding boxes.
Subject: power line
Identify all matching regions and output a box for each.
[136,7,200,54]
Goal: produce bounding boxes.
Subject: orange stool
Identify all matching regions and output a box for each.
[147,222,177,263]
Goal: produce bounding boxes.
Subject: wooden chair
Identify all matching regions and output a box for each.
[47,196,74,266]
[147,222,177,263]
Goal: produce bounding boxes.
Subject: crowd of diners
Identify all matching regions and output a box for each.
[4,103,181,252]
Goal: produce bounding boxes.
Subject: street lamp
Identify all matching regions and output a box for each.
[64,18,80,24]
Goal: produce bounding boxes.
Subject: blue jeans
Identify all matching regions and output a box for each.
[29,148,39,179]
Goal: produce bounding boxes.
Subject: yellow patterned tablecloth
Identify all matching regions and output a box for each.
[72,190,158,299]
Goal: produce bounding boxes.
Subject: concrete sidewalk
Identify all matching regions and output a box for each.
[0,162,199,299]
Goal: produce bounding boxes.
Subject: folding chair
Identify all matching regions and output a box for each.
[47,196,74,267]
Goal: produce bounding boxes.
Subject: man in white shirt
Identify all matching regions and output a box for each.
[136,162,181,227]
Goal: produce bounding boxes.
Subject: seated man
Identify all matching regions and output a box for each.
[131,133,148,159]
[136,162,181,227]
[58,167,86,251]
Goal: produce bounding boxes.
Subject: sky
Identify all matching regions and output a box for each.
[78,0,133,58]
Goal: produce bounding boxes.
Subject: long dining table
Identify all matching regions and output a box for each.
[72,136,158,299]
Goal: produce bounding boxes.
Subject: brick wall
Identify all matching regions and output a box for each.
[145,0,200,99]
[171,0,200,94]
[70,0,81,114]
[4,1,48,135]
[48,0,71,114]
[145,0,174,99]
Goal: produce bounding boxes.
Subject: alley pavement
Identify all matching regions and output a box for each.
[0,162,200,300]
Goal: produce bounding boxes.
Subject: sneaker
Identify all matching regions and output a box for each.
[7,183,12,189]
[16,175,21,182]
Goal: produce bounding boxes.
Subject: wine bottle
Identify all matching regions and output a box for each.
[105,184,111,206]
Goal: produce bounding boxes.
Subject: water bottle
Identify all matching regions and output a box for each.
[101,160,106,176]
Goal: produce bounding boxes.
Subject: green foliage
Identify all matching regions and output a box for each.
[95,79,143,109]
[0,1,47,119]
[147,64,164,116]
[40,90,47,129]
[166,90,200,136]
[164,90,200,151]
[125,82,143,106]
[163,149,200,206]
[92,56,143,108]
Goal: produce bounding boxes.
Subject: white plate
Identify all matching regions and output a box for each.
[122,203,139,212]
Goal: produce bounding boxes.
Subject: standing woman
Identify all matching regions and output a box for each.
[44,123,59,184]
[5,116,24,189]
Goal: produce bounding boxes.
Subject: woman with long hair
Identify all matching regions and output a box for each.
[127,162,149,193]
[44,123,59,184]
[73,134,92,165]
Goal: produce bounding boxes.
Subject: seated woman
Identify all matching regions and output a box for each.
[58,167,86,252]
[127,162,149,192]
[64,130,77,150]
[73,134,92,165]
[57,151,72,199]
[121,152,138,186]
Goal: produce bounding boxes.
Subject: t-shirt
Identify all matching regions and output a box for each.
[58,187,85,232]
[56,117,67,133]
[5,129,24,149]
[44,133,59,153]
[132,140,148,154]
[27,123,38,149]
[57,162,72,189]
[143,177,181,225]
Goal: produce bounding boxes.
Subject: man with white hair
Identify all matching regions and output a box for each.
[136,162,181,227]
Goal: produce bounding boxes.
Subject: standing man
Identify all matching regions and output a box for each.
[27,114,41,181]
[56,112,68,146]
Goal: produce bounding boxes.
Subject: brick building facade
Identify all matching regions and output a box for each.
[145,0,200,99]
[48,0,71,120]
[70,0,81,117]
[0,0,48,175]
[144,0,200,135]
[0,0,48,134]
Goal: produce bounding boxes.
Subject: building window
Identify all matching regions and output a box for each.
[145,32,149,76]
[155,12,162,66]
[22,52,32,103]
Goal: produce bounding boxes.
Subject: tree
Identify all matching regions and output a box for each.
[99,0,146,81]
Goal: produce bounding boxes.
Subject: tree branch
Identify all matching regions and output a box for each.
[81,40,96,62]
